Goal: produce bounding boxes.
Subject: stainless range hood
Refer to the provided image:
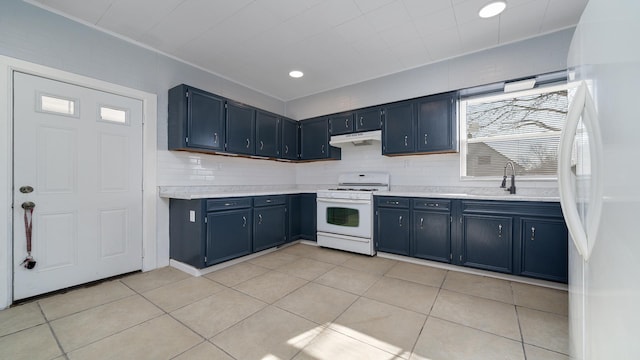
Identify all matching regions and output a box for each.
[329,130,381,147]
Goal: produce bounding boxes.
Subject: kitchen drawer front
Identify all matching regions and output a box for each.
[375,196,410,208]
[206,197,252,211]
[253,195,287,207]
[412,198,450,211]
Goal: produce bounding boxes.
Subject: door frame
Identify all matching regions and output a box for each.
[0,55,158,309]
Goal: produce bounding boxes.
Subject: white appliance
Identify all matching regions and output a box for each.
[561,1,640,358]
[317,172,390,255]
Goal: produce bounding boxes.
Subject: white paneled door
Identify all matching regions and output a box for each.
[12,72,143,300]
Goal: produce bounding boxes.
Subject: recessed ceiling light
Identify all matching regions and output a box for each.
[289,70,304,78]
[479,1,506,18]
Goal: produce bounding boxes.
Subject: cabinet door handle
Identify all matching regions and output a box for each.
[424,133,428,145]
[213,132,218,144]
[284,144,289,154]
[531,226,536,241]
[420,217,424,228]
[404,135,408,146]
[321,144,325,153]
[258,214,263,225]
[359,116,364,126]
[345,118,349,128]
[242,216,247,227]
[224,202,236,206]
[260,140,264,150]
[246,138,250,148]
[398,215,403,227]
[498,224,503,237]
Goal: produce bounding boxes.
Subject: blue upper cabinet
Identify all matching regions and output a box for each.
[280,118,299,160]
[225,100,256,155]
[382,100,415,155]
[168,84,225,152]
[328,112,355,135]
[299,117,341,161]
[255,110,280,158]
[355,107,382,132]
[416,92,457,153]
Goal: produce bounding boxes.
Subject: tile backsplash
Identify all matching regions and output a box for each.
[157,143,558,195]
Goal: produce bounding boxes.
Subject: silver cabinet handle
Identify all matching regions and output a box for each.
[420,217,424,228]
[213,132,218,144]
[498,224,503,237]
[246,138,250,148]
[266,199,272,203]
[531,226,536,241]
[258,214,263,225]
[398,215,403,227]
[242,216,247,227]
[404,135,408,146]
[260,140,264,150]
[360,116,364,126]
[345,118,349,128]
[424,133,428,144]
[284,145,289,154]
[224,202,236,206]
[321,144,325,153]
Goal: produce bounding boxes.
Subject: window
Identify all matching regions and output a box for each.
[99,105,128,124]
[460,83,569,179]
[38,94,78,117]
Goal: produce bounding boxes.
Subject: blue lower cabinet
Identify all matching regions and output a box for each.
[206,208,252,266]
[253,196,287,252]
[299,193,317,241]
[519,217,568,282]
[376,207,411,256]
[461,214,513,274]
[413,210,451,263]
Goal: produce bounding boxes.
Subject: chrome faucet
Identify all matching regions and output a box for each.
[500,161,516,194]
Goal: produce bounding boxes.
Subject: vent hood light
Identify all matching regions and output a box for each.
[330,130,382,147]
[479,1,506,18]
[289,70,304,78]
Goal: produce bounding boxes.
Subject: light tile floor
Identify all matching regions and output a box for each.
[0,243,569,360]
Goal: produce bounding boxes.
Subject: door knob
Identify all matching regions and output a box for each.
[22,201,35,210]
[19,186,34,194]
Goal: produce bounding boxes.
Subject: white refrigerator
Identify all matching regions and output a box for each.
[561,0,640,359]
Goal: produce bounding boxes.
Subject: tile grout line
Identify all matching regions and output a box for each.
[408,270,448,358]
[36,301,69,359]
[510,281,529,359]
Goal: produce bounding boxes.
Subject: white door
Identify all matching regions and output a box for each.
[12,72,143,300]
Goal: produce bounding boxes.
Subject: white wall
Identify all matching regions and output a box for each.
[286,29,574,120]
[290,29,573,191]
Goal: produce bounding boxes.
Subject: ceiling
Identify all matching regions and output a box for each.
[27,0,588,101]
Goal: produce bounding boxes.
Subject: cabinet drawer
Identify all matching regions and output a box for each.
[375,197,410,208]
[206,197,252,211]
[253,195,287,207]
[412,199,450,211]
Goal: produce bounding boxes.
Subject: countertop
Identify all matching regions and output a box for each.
[159,185,560,202]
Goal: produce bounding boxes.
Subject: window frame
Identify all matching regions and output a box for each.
[459,82,570,181]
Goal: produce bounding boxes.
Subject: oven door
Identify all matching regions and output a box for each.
[316,197,372,239]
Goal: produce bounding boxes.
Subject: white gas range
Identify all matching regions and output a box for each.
[316,172,390,256]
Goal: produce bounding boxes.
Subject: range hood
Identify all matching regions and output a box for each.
[329,130,381,147]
